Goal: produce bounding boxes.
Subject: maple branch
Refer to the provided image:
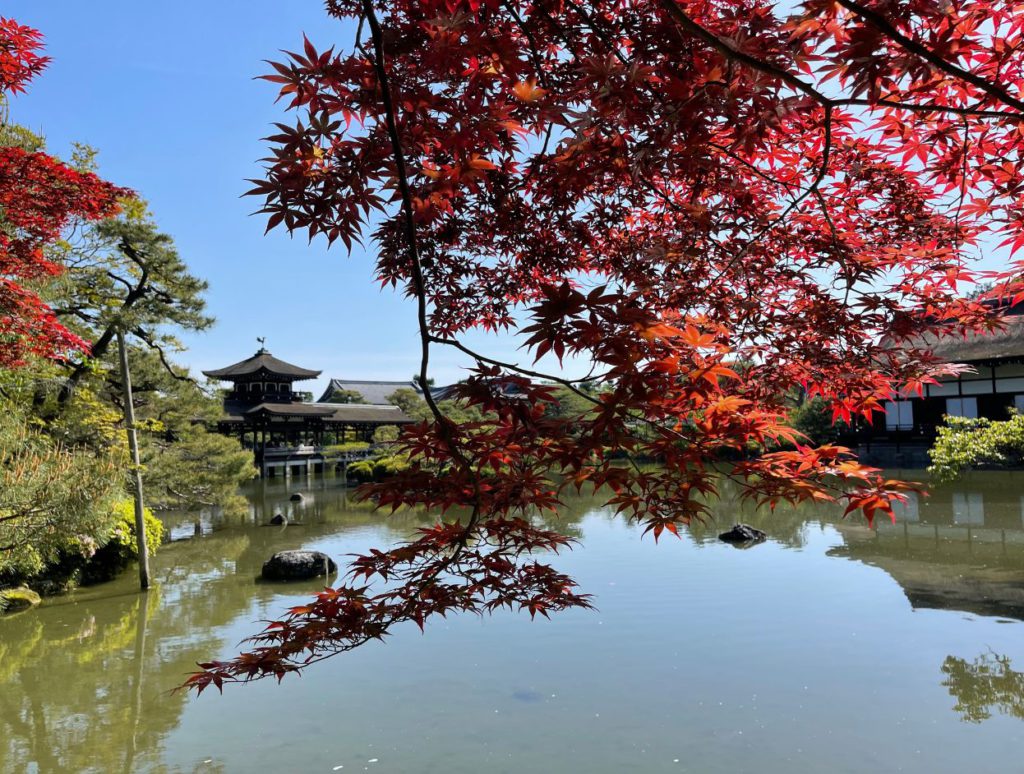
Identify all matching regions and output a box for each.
[706,141,798,190]
[953,117,971,252]
[836,97,1019,119]
[814,188,841,254]
[427,335,713,455]
[659,0,829,103]
[362,0,481,554]
[362,1,446,431]
[659,1,1022,120]
[500,1,556,161]
[501,0,548,88]
[562,0,631,68]
[706,104,834,288]
[428,335,607,403]
[835,0,1024,114]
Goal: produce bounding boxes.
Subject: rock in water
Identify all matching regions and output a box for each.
[289,493,304,502]
[718,524,767,547]
[262,550,337,581]
[0,587,41,614]
[269,513,286,525]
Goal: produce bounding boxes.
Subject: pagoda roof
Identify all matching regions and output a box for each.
[203,349,321,381]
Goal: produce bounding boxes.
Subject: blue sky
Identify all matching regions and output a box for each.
[5,1,531,397]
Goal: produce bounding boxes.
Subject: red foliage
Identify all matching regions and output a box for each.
[0,17,47,95]
[0,18,131,367]
[188,0,1024,691]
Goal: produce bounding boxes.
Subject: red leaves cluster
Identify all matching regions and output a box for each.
[191,1,1024,689]
[0,17,47,95]
[0,18,131,367]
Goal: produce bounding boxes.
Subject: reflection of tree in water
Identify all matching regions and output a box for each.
[0,527,268,773]
[941,652,1024,724]
[0,590,177,772]
[1,477,579,772]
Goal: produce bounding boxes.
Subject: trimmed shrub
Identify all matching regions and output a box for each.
[929,413,1024,482]
[346,454,410,484]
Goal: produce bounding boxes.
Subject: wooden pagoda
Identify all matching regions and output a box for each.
[203,347,413,476]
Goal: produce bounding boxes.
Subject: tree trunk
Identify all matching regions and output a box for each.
[117,330,150,590]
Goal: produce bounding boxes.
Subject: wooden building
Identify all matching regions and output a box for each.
[203,347,413,476]
[859,303,1024,449]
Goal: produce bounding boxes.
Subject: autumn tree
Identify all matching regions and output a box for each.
[0,17,130,368]
[0,19,249,587]
[189,0,1024,691]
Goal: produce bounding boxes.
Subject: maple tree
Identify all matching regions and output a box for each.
[188,0,1024,691]
[0,17,130,368]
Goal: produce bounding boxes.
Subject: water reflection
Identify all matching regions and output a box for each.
[1,470,1024,771]
[828,472,1024,621]
[942,652,1024,724]
[0,590,175,772]
[0,476,412,772]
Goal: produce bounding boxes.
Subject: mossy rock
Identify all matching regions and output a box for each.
[0,587,41,615]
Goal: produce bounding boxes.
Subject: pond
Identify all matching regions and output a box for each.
[2,471,1024,773]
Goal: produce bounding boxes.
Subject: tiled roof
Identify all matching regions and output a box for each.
[319,378,420,405]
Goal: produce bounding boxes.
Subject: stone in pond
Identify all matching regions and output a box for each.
[0,586,41,614]
[262,550,337,581]
[269,513,286,525]
[718,524,767,547]
[290,493,304,502]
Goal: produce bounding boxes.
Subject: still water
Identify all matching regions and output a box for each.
[2,472,1024,773]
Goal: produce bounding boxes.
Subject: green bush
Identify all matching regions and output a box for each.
[372,425,400,443]
[105,500,165,563]
[77,500,164,585]
[346,454,410,484]
[929,413,1024,483]
[323,441,371,454]
[346,459,371,483]
[16,500,166,593]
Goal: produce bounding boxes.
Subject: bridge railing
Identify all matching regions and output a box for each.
[259,445,380,461]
